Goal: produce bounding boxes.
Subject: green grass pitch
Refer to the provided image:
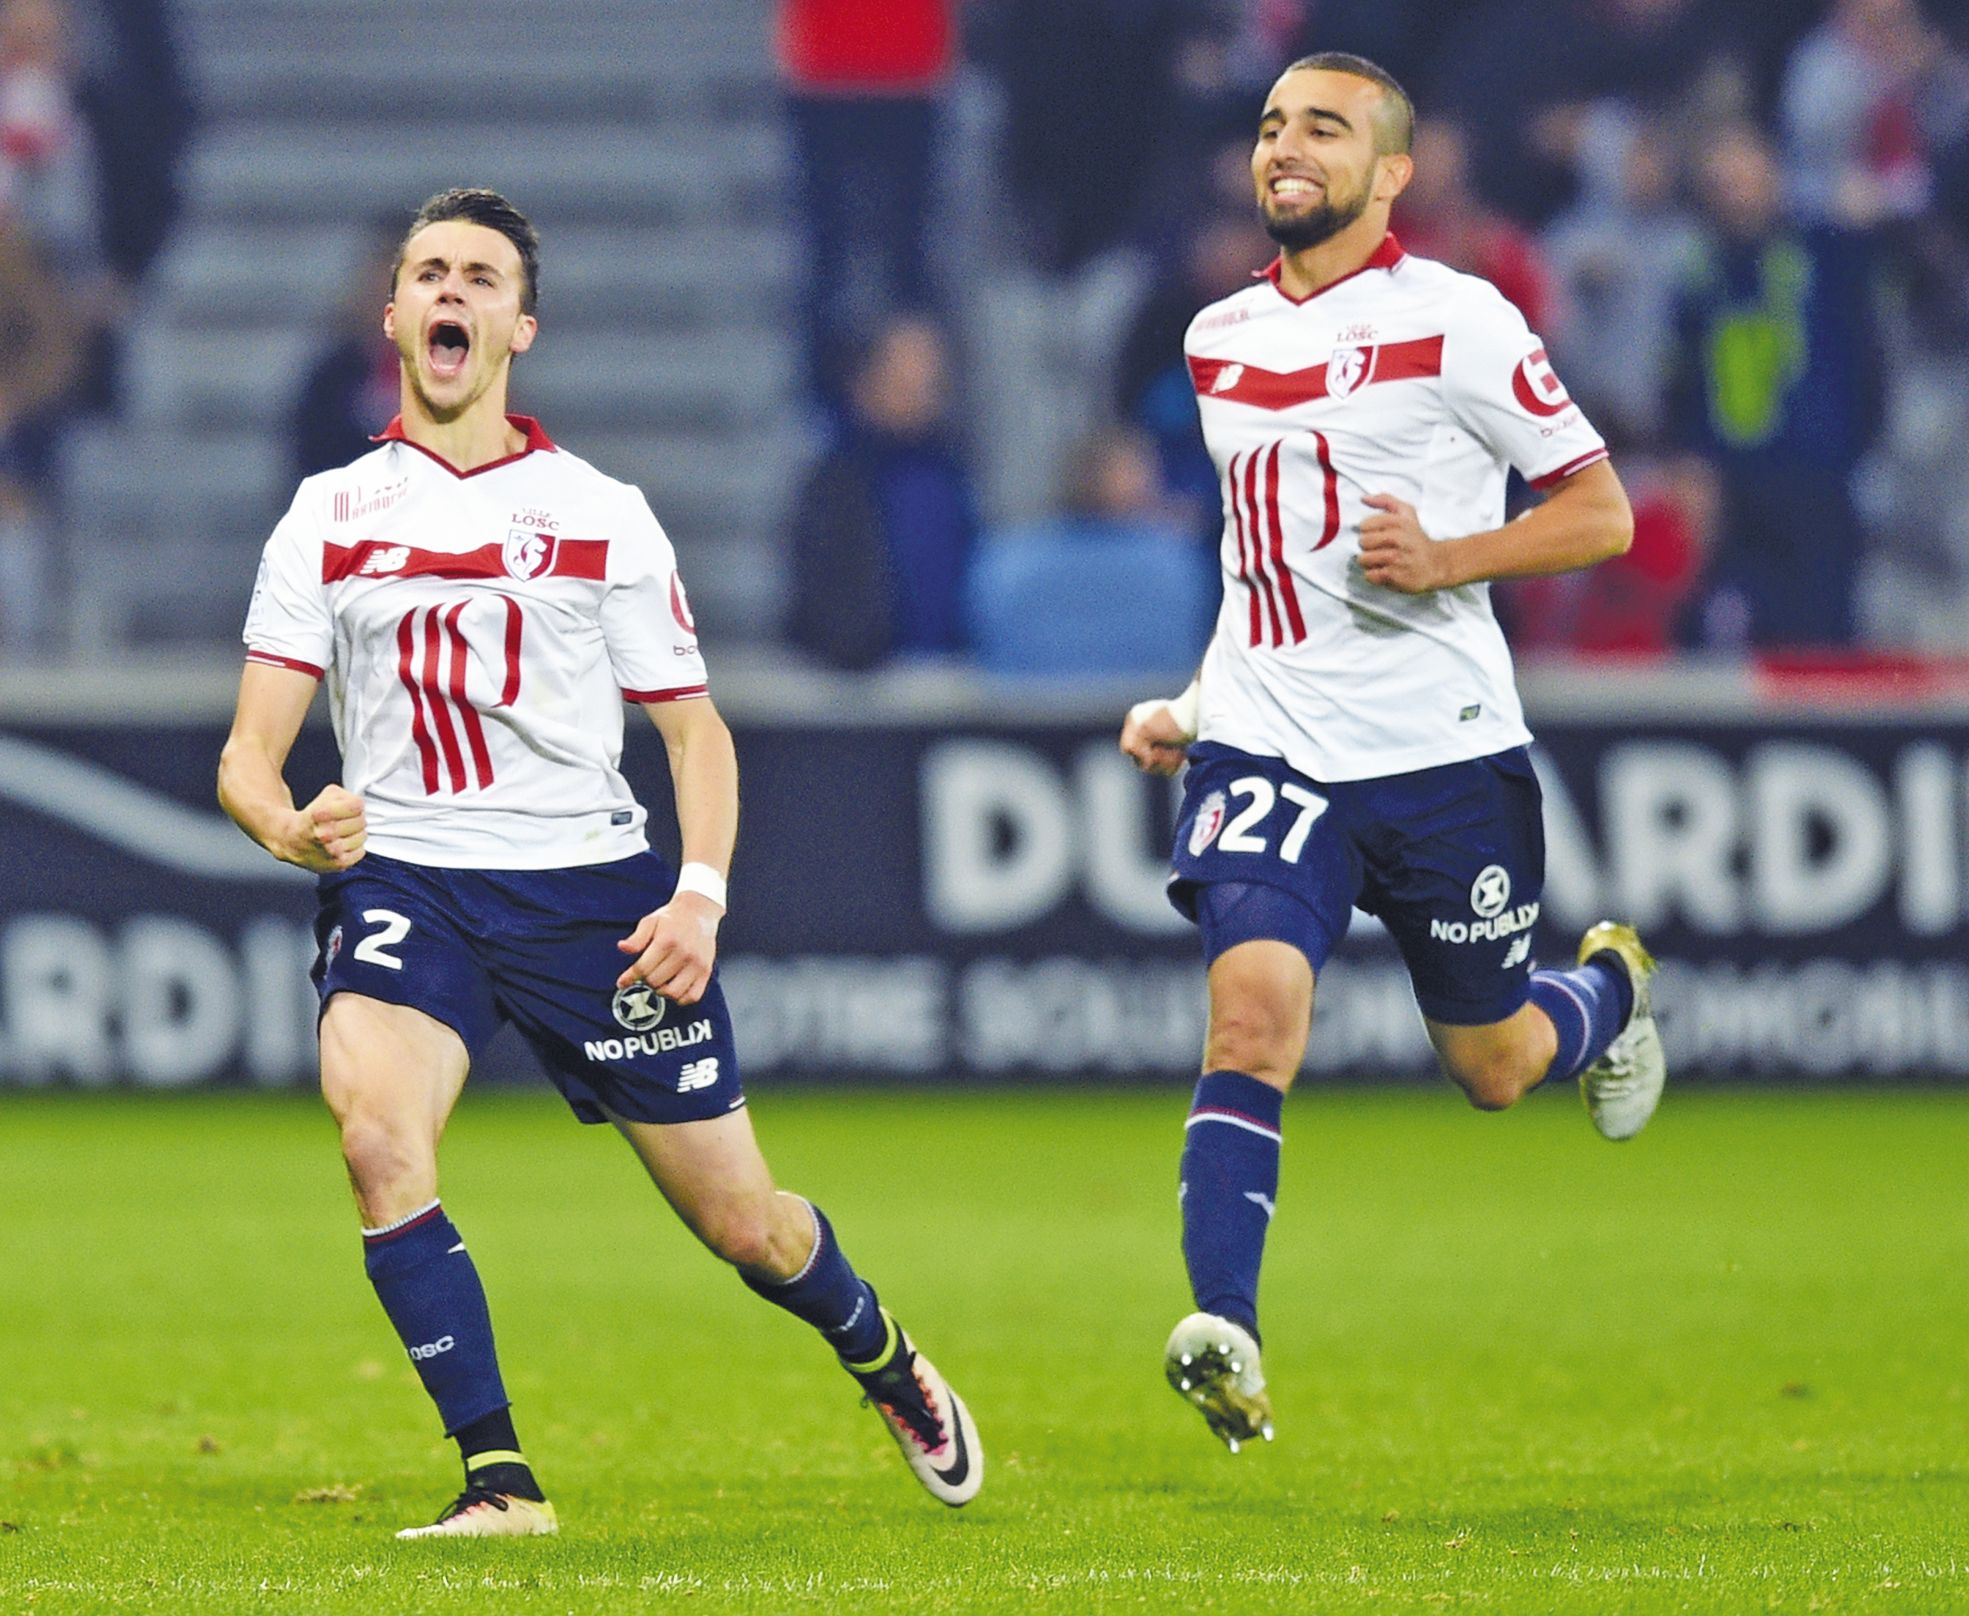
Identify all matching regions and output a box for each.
[2,1085,1965,1614]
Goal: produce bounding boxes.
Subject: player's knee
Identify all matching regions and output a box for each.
[336,1111,428,1197]
[1204,995,1303,1087]
[1446,1054,1529,1112]
[697,1205,778,1271]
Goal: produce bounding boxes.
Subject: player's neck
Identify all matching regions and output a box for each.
[395,388,526,473]
[1274,212,1392,301]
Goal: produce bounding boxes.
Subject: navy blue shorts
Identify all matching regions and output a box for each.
[312,851,744,1126]
[1169,742,1545,1026]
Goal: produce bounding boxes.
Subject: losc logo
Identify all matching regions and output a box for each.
[408,1335,455,1361]
[1326,344,1376,399]
[1188,791,1228,857]
[612,982,666,1032]
[503,529,555,580]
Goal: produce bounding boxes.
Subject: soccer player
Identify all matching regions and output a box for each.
[1117,55,1666,1452]
[217,188,981,1535]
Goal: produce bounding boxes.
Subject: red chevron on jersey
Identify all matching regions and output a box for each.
[1187,335,1443,412]
[323,536,609,584]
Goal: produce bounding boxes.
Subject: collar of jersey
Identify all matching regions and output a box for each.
[1257,232,1406,306]
[371,414,557,478]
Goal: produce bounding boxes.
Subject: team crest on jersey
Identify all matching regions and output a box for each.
[1327,343,1377,399]
[503,529,556,580]
[1209,363,1246,395]
[1189,790,1228,856]
[323,925,344,968]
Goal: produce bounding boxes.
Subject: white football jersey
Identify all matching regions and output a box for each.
[243,415,708,869]
[1185,235,1608,782]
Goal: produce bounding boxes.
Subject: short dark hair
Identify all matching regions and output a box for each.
[1282,52,1414,156]
[394,187,540,314]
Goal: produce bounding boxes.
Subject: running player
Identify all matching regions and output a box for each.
[1117,56,1666,1452]
[218,188,980,1535]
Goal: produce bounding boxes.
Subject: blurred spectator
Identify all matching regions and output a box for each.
[0,0,99,275]
[1543,117,1703,444]
[71,0,191,288]
[290,222,400,482]
[967,424,1210,679]
[1666,123,1882,648]
[1428,0,1737,226]
[0,205,85,652]
[776,0,953,410]
[1114,207,1273,545]
[1396,117,1555,330]
[981,0,1192,273]
[1780,0,1969,344]
[785,315,977,670]
[1502,456,1713,654]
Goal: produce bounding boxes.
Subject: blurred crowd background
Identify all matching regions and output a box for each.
[3,0,1969,679]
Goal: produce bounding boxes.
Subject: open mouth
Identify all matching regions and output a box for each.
[1269,175,1323,203]
[427,320,471,379]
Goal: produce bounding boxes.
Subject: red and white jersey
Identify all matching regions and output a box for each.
[243,415,708,869]
[1185,234,1607,781]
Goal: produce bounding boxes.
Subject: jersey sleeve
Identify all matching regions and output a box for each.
[600,490,710,702]
[241,485,332,678]
[1441,285,1609,490]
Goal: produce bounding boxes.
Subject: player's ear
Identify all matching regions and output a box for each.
[510,313,538,356]
[382,301,397,342]
[1375,152,1414,205]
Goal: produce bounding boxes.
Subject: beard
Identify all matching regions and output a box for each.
[1261,180,1370,251]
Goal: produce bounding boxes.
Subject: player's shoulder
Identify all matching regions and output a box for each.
[1394,251,1526,327]
[530,439,675,562]
[277,443,401,537]
[1183,280,1275,351]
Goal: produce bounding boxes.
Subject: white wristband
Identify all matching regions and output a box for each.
[1129,678,1200,742]
[674,861,727,911]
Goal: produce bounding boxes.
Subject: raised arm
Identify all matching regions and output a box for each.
[613,695,738,1004]
[1358,459,1634,594]
[216,662,366,871]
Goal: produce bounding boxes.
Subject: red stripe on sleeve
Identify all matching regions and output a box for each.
[245,651,324,679]
[1530,448,1610,489]
[622,683,709,703]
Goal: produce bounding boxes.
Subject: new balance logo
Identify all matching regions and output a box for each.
[1501,935,1532,970]
[678,1057,720,1092]
[360,544,411,575]
[407,1335,455,1361]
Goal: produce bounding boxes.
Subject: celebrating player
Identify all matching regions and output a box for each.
[1118,56,1666,1452]
[217,188,981,1535]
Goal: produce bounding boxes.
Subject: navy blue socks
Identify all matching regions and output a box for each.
[362,1201,515,1442]
[741,1199,890,1366]
[1180,1071,1284,1343]
[1529,956,1634,1085]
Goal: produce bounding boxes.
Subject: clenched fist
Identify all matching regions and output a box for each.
[282,784,367,872]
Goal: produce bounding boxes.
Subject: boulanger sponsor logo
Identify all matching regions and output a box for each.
[1188,791,1227,857]
[1431,902,1540,945]
[583,1019,715,1063]
[611,983,666,1032]
[1511,348,1572,417]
